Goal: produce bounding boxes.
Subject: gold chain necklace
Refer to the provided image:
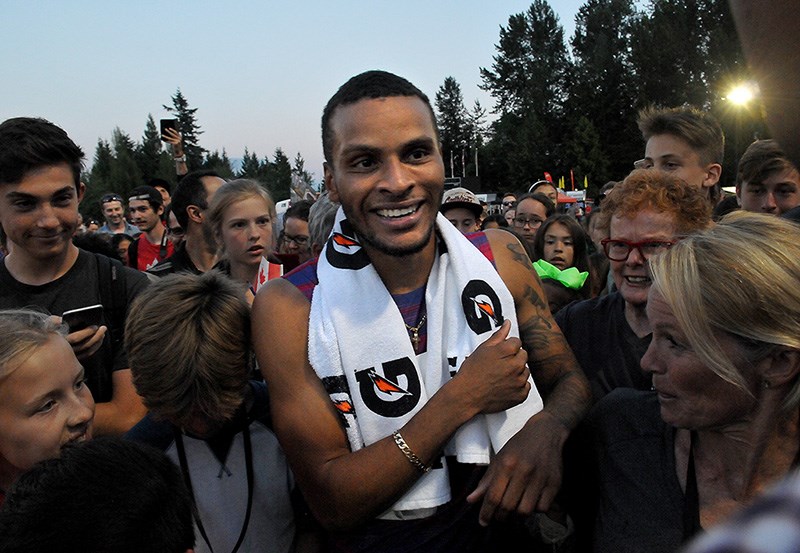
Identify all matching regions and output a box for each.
[404,314,426,350]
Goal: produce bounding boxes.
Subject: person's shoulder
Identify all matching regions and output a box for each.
[589,388,661,439]
[464,230,494,261]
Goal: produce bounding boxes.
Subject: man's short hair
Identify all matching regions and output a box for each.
[637,106,725,166]
[128,185,163,211]
[172,169,221,229]
[125,271,251,428]
[737,139,797,187]
[0,438,195,553]
[0,117,84,188]
[322,70,438,164]
[284,199,313,223]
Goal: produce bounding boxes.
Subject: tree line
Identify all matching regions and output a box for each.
[84,0,765,217]
[437,0,766,197]
[82,89,314,221]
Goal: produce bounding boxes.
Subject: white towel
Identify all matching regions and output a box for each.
[308,208,543,513]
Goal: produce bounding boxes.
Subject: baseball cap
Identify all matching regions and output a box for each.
[128,185,164,207]
[440,187,483,218]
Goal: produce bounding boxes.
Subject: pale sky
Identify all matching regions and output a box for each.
[2,0,585,182]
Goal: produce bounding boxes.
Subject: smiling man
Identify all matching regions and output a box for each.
[252,71,590,551]
[0,117,148,436]
[97,193,140,237]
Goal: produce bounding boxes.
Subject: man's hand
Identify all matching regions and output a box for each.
[62,320,107,361]
[161,127,183,153]
[453,320,531,415]
[466,410,568,525]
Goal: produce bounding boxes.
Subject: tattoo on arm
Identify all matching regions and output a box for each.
[506,241,532,269]
[519,313,591,430]
[523,284,549,313]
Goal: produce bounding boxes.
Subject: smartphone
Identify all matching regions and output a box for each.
[62,304,104,332]
[160,118,178,141]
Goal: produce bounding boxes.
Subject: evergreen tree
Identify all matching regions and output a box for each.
[568,0,639,182]
[479,1,570,187]
[562,116,609,195]
[204,149,235,179]
[135,114,164,180]
[435,77,469,177]
[163,88,206,169]
[480,1,569,118]
[267,148,292,201]
[239,148,261,178]
[292,153,316,190]
[629,0,710,108]
[466,100,488,177]
[83,139,115,220]
[109,127,143,198]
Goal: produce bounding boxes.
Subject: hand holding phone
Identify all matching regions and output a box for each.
[160,119,178,142]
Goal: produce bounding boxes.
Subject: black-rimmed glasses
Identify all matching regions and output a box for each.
[512,216,544,229]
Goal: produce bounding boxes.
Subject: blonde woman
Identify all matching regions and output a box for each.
[589,213,800,552]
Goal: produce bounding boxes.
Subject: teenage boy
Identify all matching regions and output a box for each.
[736,139,800,216]
[127,185,173,271]
[636,106,725,205]
[0,117,148,436]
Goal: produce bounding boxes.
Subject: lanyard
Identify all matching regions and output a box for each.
[174,425,254,553]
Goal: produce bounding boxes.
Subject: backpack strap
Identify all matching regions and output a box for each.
[94,253,128,353]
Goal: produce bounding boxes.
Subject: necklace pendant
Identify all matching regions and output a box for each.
[410,329,419,349]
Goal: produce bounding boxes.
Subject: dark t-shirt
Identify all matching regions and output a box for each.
[588,389,685,553]
[555,291,651,401]
[0,249,148,402]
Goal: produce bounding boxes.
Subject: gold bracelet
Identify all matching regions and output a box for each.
[392,430,431,473]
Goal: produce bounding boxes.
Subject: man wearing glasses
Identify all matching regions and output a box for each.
[555,169,712,402]
[97,193,140,236]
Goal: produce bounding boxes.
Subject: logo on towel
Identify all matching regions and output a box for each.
[323,375,357,428]
[355,358,421,417]
[462,280,504,335]
[326,218,370,270]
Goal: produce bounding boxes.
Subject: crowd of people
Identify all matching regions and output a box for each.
[0,60,799,553]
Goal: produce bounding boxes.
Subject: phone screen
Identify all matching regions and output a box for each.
[160,119,178,140]
[62,304,104,332]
